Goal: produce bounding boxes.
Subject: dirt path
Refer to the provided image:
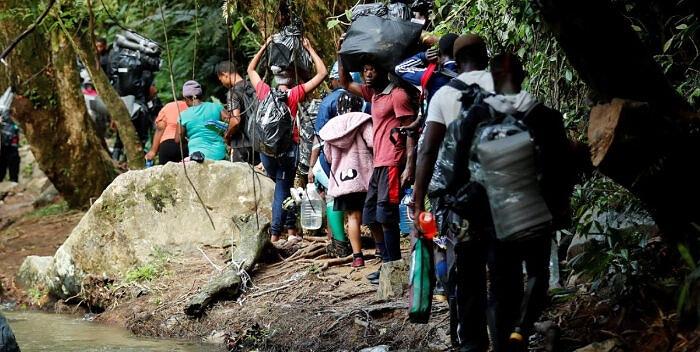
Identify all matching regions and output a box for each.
[92,242,451,351]
[0,192,83,296]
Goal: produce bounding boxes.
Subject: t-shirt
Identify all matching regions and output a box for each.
[156,101,188,142]
[179,102,227,160]
[225,81,245,112]
[360,83,415,167]
[426,70,494,127]
[255,82,306,144]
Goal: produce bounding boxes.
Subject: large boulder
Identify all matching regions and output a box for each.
[17,161,274,298]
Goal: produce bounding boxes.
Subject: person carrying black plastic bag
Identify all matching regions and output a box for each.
[337,37,417,284]
[247,36,327,244]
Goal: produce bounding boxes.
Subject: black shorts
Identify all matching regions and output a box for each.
[159,139,187,165]
[362,166,401,225]
[334,192,367,212]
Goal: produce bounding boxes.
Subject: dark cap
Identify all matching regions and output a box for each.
[453,34,486,59]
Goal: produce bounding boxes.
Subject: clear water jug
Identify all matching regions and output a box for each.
[301,183,324,230]
[399,188,414,234]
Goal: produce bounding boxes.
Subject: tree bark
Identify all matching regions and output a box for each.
[0,0,116,208]
[73,34,145,170]
[536,0,700,242]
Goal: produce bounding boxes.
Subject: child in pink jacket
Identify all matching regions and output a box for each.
[320,93,373,267]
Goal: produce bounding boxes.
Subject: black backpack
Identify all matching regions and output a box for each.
[254,89,294,157]
[228,81,259,151]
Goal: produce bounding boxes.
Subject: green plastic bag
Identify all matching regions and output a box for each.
[409,237,434,323]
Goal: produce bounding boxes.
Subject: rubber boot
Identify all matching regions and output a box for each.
[327,198,347,242]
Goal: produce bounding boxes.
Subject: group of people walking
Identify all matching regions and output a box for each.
[143,26,577,350]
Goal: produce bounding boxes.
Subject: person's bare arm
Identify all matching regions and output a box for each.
[222,108,241,143]
[247,37,272,89]
[401,116,417,188]
[336,35,364,97]
[301,38,327,94]
[412,122,446,226]
[146,120,166,160]
[179,123,188,145]
[307,142,321,184]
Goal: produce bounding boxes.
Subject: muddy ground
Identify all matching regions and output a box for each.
[3,188,700,351]
[0,188,83,300]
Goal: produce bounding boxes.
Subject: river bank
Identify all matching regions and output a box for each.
[0,185,451,351]
[4,179,700,351]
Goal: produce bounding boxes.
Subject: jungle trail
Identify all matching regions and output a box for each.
[1,0,699,351]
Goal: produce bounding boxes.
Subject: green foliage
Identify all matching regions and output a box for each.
[616,1,699,109]
[432,0,590,140]
[91,0,261,102]
[124,247,171,283]
[21,162,34,179]
[28,201,69,218]
[125,263,159,282]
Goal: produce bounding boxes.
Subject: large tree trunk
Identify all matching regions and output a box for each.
[0,0,116,208]
[535,0,700,241]
[74,34,145,171]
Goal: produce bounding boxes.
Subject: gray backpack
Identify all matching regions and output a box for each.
[469,106,552,242]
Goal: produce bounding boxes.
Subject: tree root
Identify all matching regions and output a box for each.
[184,219,269,317]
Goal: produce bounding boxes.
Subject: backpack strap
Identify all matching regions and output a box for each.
[420,63,438,93]
[446,78,470,91]
[416,63,438,128]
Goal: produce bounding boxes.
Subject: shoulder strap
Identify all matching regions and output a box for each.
[446,78,469,91]
[420,63,438,92]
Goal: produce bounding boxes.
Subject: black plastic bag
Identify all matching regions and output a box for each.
[265,25,313,80]
[351,3,388,21]
[339,15,423,72]
[254,90,294,157]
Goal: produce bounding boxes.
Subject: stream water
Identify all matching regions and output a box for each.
[2,310,221,351]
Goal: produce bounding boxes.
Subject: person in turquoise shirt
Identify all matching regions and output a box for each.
[179,80,236,161]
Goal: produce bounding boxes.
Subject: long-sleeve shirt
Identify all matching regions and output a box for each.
[395,51,457,105]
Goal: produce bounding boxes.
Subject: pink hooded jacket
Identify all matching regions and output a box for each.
[320,112,374,198]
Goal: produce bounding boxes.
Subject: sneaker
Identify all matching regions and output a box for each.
[351,257,365,268]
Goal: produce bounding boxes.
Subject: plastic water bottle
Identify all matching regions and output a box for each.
[145,159,154,168]
[399,188,414,234]
[418,212,437,240]
[300,183,324,230]
[549,237,561,289]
